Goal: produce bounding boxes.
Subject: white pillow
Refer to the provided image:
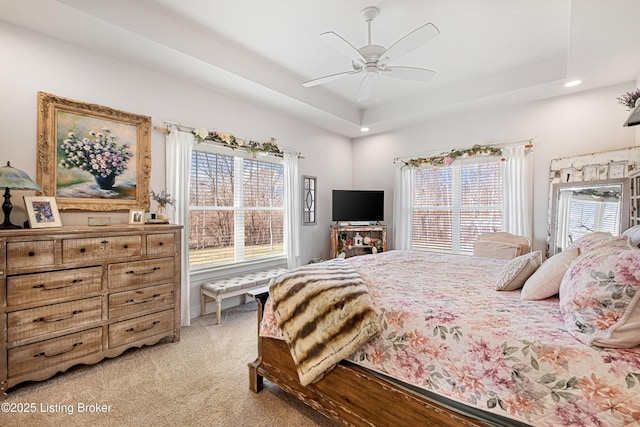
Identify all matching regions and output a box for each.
[623,225,640,248]
[495,251,541,291]
[473,240,521,260]
[521,248,579,300]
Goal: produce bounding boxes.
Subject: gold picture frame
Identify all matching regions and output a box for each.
[24,196,62,228]
[36,92,151,211]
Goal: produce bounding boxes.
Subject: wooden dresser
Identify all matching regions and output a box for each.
[0,224,182,394]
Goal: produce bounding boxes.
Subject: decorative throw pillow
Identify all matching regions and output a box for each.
[521,248,579,300]
[623,225,640,248]
[559,245,640,348]
[495,251,542,291]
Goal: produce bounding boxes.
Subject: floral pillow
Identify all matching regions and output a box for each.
[565,232,624,254]
[495,251,541,291]
[559,244,640,348]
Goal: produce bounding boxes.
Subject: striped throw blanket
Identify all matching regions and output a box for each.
[269,259,381,386]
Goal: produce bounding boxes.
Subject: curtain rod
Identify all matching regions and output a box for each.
[154,122,304,158]
[392,138,534,164]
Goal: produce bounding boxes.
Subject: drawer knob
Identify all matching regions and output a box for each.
[126,294,161,305]
[159,242,164,246]
[28,251,35,257]
[80,248,86,253]
[125,320,160,333]
[34,310,82,323]
[34,342,83,358]
[101,240,109,244]
[123,244,129,249]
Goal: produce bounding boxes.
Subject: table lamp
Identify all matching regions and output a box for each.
[0,161,42,229]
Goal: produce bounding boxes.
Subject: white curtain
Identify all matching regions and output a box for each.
[556,189,572,250]
[284,152,301,268]
[502,145,533,241]
[393,164,414,250]
[165,127,193,326]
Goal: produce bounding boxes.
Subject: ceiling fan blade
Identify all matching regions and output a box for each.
[302,70,360,87]
[356,74,374,102]
[320,31,366,62]
[381,23,439,64]
[383,66,436,81]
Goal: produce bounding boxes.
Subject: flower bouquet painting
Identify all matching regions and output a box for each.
[56,112,137,198]
[37,92,152,212]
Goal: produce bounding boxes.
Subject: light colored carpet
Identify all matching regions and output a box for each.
[2,302,337,427]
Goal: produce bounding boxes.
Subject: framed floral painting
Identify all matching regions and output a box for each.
[36,92,151,211]
[24,196,62,228]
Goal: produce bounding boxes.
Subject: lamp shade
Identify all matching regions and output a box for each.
[0,161,41,191]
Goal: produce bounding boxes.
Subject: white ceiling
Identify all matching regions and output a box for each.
[2,0,640,138]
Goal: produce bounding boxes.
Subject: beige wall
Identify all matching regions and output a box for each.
[0,22,352,316]
[352,83,639,253]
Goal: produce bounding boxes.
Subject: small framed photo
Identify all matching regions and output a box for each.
[24,196,62,228]
[609,161,628,179]
[583,165,598,181]
[598,164,609,179]
[129,209,145,225]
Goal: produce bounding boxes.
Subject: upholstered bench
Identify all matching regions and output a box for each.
[200,268,288,324]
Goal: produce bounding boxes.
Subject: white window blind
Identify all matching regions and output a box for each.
[188,150,284,267]
[566,198,620,244]
[412,158,504,254]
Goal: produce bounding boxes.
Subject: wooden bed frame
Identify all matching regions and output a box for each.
[247,291,491,427]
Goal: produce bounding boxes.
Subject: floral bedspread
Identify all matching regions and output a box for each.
[260,250,640,426]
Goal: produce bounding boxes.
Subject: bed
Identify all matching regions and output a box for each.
[248,249,640,426]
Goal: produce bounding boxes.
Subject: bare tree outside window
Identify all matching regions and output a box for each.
[188,151,284,267]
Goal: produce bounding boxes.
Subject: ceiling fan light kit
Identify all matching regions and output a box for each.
[303,6,439,103]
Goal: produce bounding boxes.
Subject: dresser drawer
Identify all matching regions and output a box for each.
[7,297,102,343]
[6,240,55,269]
[146,233,176,256]
[62,235,141,264]
[7,267,102,306]
[8,328,102,378]
[108,257,175,290]
[108,283,174,319]
[108,310,173,348]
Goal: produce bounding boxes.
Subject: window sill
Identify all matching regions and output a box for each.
[189,255,287,282]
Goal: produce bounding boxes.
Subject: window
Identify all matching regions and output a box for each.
[565,193,621,244]
[188,149,285,268]
[412,158,504,254]
[303,176,317,225]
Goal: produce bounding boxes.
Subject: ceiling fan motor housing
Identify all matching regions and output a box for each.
[358,45,386,65]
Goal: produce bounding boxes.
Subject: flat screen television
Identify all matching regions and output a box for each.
[332,190,384,222]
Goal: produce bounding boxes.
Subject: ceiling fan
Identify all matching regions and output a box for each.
[302,6,440,102]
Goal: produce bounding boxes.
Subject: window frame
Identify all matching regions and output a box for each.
[411,156,504,255]
[188,143,286,273]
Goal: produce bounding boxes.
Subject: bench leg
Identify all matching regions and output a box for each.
[216,297,222,325]
[201,292,206,317]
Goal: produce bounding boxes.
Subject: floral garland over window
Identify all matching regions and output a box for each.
[192,127,282,157]
[403,144,504,168]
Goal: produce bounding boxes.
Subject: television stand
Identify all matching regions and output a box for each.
[330,224,387,259]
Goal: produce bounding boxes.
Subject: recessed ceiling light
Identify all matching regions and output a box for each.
[564,80,582,87]
[360,127,370,132]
